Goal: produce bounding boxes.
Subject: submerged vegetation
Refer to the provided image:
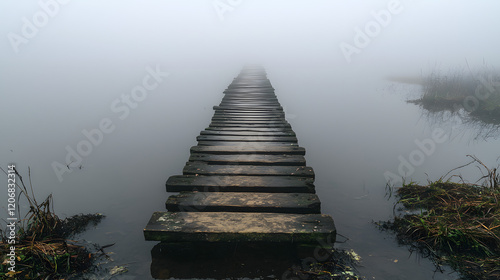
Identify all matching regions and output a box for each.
[0,167,105,279]
[381,156,500,280]
[409,65,500,126]
[287,248,363,280]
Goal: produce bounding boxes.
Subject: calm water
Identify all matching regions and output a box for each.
[2,67,499,279]
[2,1,500,279]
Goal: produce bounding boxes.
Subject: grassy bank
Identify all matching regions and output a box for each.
[381,157,499,279]
[0,168,104,279]
[409,66,500,124]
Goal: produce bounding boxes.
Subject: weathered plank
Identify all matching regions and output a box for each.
[227,85,274,90]
[190,145,305,154]
[209,121,290,125]
[204,127,292,132]
[213,106,283,111]
[224,90,275,94]
[200,130,296,136]
[213,113,285,118]
[221,98,277,102]
[197,141,299,146]
[189,154,306,165]
[208,123,291,128]
[144,212,336,243]
[228,84,271,87]
[165,192,320,214]
[219,102,279,106]
[214,109,283,113]
[183,162,314,178]
[211,118,287,122]
[166,175,315,193]
[224,89,275,93]
[221,97,278,101]
[196,135,297,142]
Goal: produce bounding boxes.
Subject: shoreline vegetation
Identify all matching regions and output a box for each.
[381,155,500,280]
[407,66,500,125]
[0,167,105,279]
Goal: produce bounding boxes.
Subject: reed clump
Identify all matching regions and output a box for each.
[382,156,500,280]
[0,168,104,279]
[409,66,500,123]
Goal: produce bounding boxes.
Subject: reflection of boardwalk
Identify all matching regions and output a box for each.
[144,66,336,243]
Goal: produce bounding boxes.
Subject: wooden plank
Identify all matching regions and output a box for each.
[166,175,315,193]
[229,81,272,85]
[209,123,291,128]
[213,113,285,118]
[218,104,280,108]
[223,95,277,98]
[189,154,306,165]
[213,106,282,111]
[197,141,299,146]
[209,120,289,125]
[200,130,296,136]
[208,123,291,128]
[228,84,272,88]
[190,145,305,154]
[212,114,283,118]
[224,89,275,93]
[196,135,297,142]
[221,99,278,102]
[227,85,274,89]
[211,118,287,122]
[221,97,277,101]
[144,212,336,243]
[212,114,285,119]
[224,92,276,95]
[214,109,283,113]
[165,192,320,214]
[204,127,293,132]
[222,97,278,101]
[219,101,279,105]
[183,162,314,177]
[214,103,282,107]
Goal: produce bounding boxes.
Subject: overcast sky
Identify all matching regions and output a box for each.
[2,1,500,73]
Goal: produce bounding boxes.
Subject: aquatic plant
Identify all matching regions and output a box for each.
[0,167,105,279]
[409,65,500,125]
[381,156,500,280]
[285,248,363,280]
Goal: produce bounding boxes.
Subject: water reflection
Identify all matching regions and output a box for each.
[388,75,500,141]
[415,106,500,141]
[150,242,303,279]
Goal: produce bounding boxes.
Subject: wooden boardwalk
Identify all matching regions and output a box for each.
[144,66,336,244]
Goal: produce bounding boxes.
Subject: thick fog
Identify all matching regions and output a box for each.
[2,1,500,279]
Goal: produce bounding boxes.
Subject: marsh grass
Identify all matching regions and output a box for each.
[0,167,105,279]
[381,156,500,279]
[409,66,500,124]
